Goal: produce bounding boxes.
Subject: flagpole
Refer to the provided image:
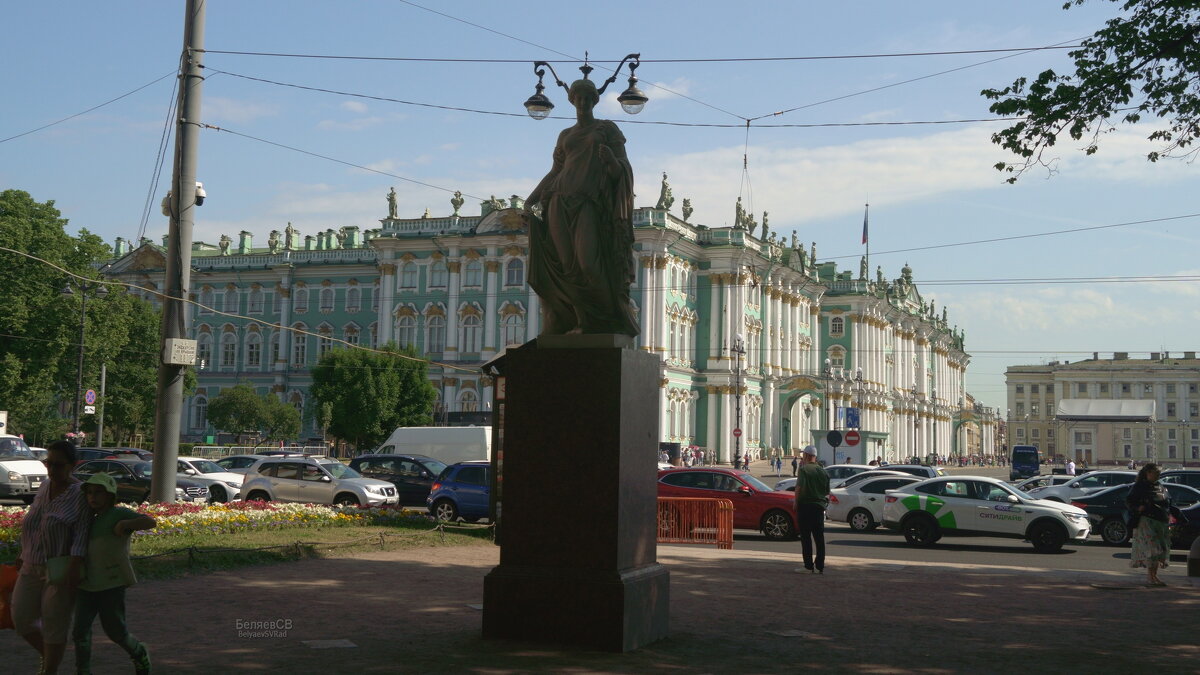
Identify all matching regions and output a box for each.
[863,202,870,274]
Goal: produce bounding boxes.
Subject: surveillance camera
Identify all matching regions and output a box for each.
[161,193,172,217]
[194,182,206,206]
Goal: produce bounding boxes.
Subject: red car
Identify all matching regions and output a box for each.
[656,467,797,540]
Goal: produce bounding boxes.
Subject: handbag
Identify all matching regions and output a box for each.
[46,555,76,586]
[1124,508,1140,531]
[1,562,17,630]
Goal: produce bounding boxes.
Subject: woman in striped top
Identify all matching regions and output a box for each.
[12,440,91,674]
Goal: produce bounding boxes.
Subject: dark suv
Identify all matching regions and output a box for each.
[349,454,447,506]
[1161,469,1200,491]
[426,461,490,522]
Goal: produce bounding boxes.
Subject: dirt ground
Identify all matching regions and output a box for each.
[4,544,1199,674]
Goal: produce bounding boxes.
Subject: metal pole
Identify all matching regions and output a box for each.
[151,0,205,503]
[735,340,743,467]
[96,363,106,448]
[72,290,86,435]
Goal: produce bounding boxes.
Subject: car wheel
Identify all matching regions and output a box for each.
[902,514,939,546]
[848,508,875,532]
[761,510,795,540]
[246,490,271,502]
[431,498,459,522]
[334,493,360,506]
[1100,517,1130,546]
[208,486,228,503]
[1029,522,1066,553]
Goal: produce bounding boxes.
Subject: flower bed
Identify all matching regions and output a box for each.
[1,501,432,556]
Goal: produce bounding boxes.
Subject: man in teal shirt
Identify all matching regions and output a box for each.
[74,473,156,675]
[793,446,830,574]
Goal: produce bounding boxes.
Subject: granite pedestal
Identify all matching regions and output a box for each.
[482,340,669,652]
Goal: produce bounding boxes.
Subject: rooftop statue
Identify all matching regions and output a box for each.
[218,234,231,255]
[761,212,769,240]
[387,187,398,219]
[285,223,296,251]
[268,230,281,253]
[734,197,746,230]
[859,256,868,280]
[655,172,674,211]
[876,265,884,285]
[681,198,693,222]
[525,77,639,337]
[451,190,464,216]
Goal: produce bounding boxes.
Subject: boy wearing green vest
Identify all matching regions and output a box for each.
[74,473,156,675]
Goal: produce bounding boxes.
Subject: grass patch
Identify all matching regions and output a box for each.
[131,522,494,580]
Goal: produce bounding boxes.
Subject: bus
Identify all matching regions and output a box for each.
[1009,445,1040,481]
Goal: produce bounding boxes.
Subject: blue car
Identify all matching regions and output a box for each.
[426,461,490,522]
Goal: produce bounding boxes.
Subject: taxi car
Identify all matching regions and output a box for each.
[881,475,1091,553]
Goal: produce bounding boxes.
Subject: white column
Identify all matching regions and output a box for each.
[708,273,721,360]
[639,257,653,348]
[526,288,540,340]
[445,259,461,354]
[482,258,499,356]
[376,264,395,345]
[658,385,668,442]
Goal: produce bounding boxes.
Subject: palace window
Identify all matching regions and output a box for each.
[318,325,333,358]
[293,288,308,313]
[344,325,359,347]
[426,316,446,353]
[221,333,237,368]
[246,333,262,368]
[502,314,524,346]
[400,263,418,289]
[830,316,844,337]
[248,288,264,314]
[396,316,416,349]
[319,288,335,312]
[505,258,524,286]
[460,390,478,413]
[346,287,361,313]
[224,288,239,314]
[463,260,483,287]
[192,397,208,431]
[196,333,212,369]
[459,315,481,353]
[199,288,214,315]
[429,261,448,289]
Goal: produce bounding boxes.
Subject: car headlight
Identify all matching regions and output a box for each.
[1064,512,1087,521]
[223,481,240,488]
[364,485,384,495]
[8,471,22,482]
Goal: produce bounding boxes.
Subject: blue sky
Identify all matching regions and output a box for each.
[3,1,1197,411]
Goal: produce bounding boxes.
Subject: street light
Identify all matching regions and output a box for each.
[61,279,108,436]
[524,53,648,119]
[729,334,746,469]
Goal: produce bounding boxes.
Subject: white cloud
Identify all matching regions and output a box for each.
[340,101,369,114]
[204,97,278,124]
[316,116,386,132]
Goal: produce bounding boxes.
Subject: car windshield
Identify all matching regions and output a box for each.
[739,473,774,492]
[321,462,360,479]
[423,459,448,476]
[998,483,1034,500]
[188,460,226,474]
[0,437,34,460]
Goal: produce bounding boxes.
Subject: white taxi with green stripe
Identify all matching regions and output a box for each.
[881,476,1091,553]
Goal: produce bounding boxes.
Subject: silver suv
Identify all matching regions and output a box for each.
[240,456,399,506]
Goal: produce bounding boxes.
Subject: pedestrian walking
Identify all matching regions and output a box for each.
[1126,463,1181,586]
[11,440,91,675]
[74,473,156,675]
[791,455,799,477]
[793,446,830,574]
[1066,458,1076,476]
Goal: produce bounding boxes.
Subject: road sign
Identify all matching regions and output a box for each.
[84,389,97,405]
[83,405,96,415]
[845,430,861,446]
[733,428,742,438]
[845,407,860,429]
[825,430,842,448]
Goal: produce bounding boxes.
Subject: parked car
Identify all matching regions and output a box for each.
[1161,469,1200,491]
[79,447,153,462]
[0,435,46,505]
[823,464,875,481]
[73,459,209,503]
[214,454,275,474]
[1070,482,1200,545]
[28,447,48,461]
[880,464,946,480]
[1011,475,1074,492]
[349,453,448,507]
[1025,470,1137,503]
[176,456,246,502]
[826,475,922,531]
[241,456,398,506]
[426,461,491,522]
[75,448,117,465]
[1170,502,1200,550]
[832,469,911,490]
[656,467,796,540]
[881,475,1091,553]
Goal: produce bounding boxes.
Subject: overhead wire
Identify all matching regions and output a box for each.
[0,71,176,145]
[136,61,183,245]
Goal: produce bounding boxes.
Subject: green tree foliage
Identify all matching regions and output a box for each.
[205,383,299,447]
[309,344,437,452]
[983,0,1200,182]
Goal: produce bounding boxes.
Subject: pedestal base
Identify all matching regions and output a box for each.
[481,342,669,652]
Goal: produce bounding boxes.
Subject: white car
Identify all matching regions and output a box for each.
[774,465,890,492]
[827,475,922,531]
[176,456,246,502]
[882,475,1091,553]
[214,454,278,475]
[0,435,47,504]
[1011,474,1074,492]
[878,464,946,480]
[1026,470,1137,503]
[241,456,398,506]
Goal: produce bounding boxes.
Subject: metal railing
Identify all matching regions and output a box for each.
[189,445,327,458]
[656,497,734,550]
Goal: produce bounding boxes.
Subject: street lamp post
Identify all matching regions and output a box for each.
[730,334,746,468]
[62,280,108,437]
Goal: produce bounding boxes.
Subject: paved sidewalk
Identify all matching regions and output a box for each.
[4,542,1197,674]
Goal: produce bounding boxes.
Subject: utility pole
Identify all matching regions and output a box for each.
[151,0,205,503]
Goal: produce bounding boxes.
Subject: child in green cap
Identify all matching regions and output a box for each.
[74,473,156,675]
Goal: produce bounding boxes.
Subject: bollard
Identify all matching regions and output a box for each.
[1189,533,1200,577]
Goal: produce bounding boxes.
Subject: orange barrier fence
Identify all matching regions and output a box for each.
[656,497,734,550]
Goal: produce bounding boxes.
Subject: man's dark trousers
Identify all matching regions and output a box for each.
[795,503,826,571]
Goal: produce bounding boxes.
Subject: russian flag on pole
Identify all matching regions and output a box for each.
[861,204,869,245]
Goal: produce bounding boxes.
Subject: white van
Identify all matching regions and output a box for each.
[373,426,491,464]
[0,435,47,504]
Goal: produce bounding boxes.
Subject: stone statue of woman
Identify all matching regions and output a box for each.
[655,172,674,211]
[387,187,398,219]
[525,77,639,337]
